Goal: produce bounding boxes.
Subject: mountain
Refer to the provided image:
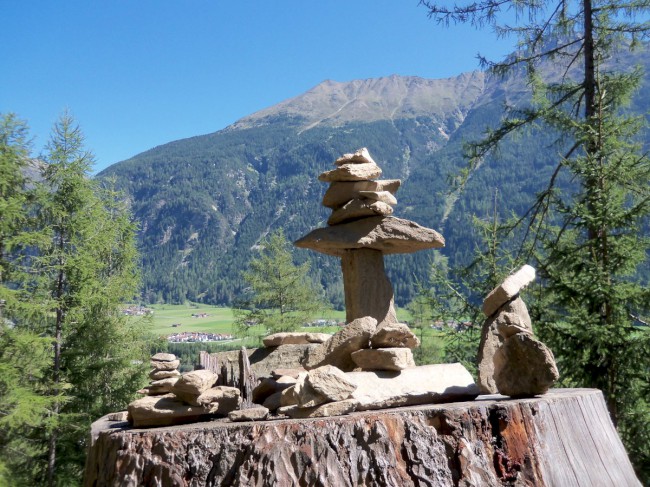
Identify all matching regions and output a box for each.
[98,53,650,307]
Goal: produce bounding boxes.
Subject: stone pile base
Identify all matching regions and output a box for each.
[84,389,640,486]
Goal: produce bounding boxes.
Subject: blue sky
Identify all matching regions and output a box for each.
[2,1,514,172]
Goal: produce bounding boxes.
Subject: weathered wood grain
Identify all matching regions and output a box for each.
[83,389,640,486]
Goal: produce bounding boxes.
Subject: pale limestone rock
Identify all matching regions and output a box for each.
[196,386,241,414]
[322,180,401,209]
[327,199,393,225]
[262,332,331,347]
[149,369,181,380]
[151,352,177,362]
[483,265,536,317]
[478,297,534,393]
[334,147,376,166]
[318,162,382,182]
[172,369,218,405]
[294,216,445,257]
[304,316,376,371]
[493,333,559,397]
[342,249,397,326]
[351,348,415,371]
[106,411,128,422]
[477,314,503,394]
[294,373,328,408]
[228,406,269,422]
[127,394,208,428]
[280,385,298,407]
[347,363,479,411]
[371,322,420,349]
[495,297,533,339]
[306,365,357,402]
[278,399,358,419]
[150,359,180,371]
[271,368,305,380]
[275,375,298,387]
[358,190,398,206]
[148,377,178,394]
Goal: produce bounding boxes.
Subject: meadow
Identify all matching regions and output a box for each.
[147,303,414,337]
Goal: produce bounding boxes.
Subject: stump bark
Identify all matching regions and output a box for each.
[83,389,640,486]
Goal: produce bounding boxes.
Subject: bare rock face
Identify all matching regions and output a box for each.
[295,216,445,257]
[493,333,560,397]
[262,332,331,347]
[482,264,536,317]
[322,179,401,208]
[304,316,376,371]
[371,322,420,349]
[86,390,641,487]
[351,347,415,371]
[327,198,393,225]
[318,162,382,182]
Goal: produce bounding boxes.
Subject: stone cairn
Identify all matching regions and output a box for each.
[127,353,242,427]
[137,352,181,396]
[477,265,560,397]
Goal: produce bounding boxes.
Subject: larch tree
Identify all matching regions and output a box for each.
[234,229,323,337]
[421,0,650,479]
[0,112,149,485]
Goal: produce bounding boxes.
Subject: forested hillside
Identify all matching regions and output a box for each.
[99,51,650,307]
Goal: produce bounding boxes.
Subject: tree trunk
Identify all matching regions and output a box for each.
[84,389,640,486]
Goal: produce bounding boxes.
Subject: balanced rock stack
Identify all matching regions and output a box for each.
[128,368,242,427]
[296,148,445,329]
[320,148,400,226]
[137,352,181,395]
[477,265,560,397]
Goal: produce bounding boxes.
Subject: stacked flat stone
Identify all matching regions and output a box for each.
[137,352,181,395]
[477,265,559,397]
[351,322,419,371]
[128,368,242,427]
[319,148,400,226]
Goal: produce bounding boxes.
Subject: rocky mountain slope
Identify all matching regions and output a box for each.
[98,51,650,306]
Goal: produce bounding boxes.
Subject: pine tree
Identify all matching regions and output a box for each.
[234,229,323,338]
[421,1,650,479]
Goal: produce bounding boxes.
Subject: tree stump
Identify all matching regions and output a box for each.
[83,389,640,486]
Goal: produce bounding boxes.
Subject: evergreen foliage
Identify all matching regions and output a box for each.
[234,229,323,337]
[422,0,650,480]
[0,112,150,485]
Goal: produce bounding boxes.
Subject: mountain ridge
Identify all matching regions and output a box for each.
[99,51,650,306]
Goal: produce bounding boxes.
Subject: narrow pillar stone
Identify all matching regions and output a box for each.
[341,248,396,326]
